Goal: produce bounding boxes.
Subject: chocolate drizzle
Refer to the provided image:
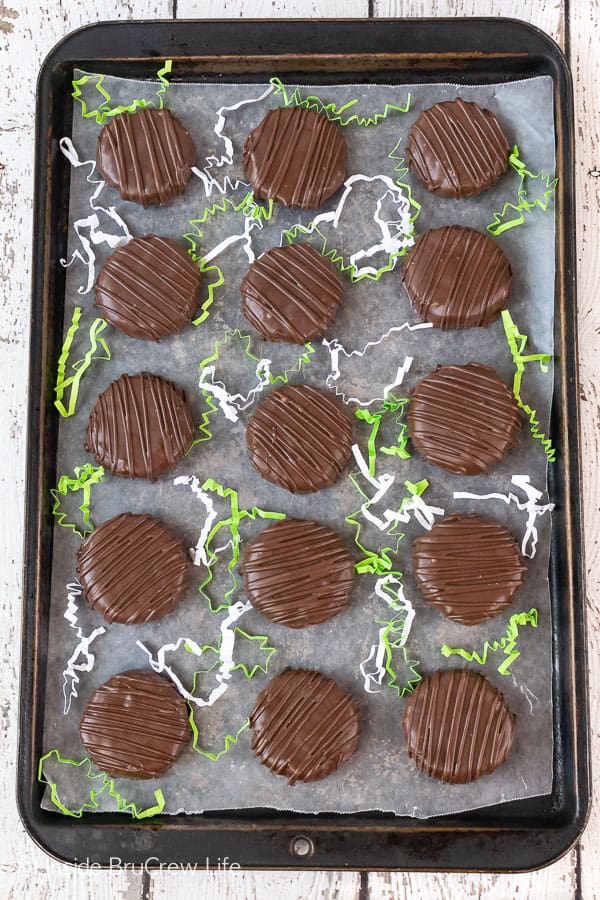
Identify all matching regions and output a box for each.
[79,669,191,779]
[243,518,355,628]
[402,669,516,784]
[408,363,521,475]
[401,226,512,330]
[97,108,196,207]
[246,384,353,493]
[95,236,201,341]
[77,513,190,625]
[240,243,344,343]
[243,106,346,209]
[406,98,510,198]
[412,513,527,626]
[250,668,360,784]
[84,372,195,480]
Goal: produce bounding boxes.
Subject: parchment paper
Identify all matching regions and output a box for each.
[41,72,556,818]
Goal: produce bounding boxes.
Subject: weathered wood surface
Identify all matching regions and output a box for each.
[2,1,597,898]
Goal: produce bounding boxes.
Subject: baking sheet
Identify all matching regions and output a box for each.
[40,72,556,819]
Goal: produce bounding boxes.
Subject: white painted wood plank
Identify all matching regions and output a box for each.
[0,3,171,899]
[374,0,564,45]
[150,871,361,899]
[176,0,365,17]
[570,0,600,899]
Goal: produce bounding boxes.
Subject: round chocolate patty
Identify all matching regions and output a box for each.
[402,669,516,784]
[95,236,201,341]
[97,108,196,207]
[240,243,344,343]
[250,668,360,784]
[246,384,352,493]
[401,226,512,330]
[80,669,191,778]
[243,518,355,628]
[243,106,346,209]
[406,98,509,198]
[408,363,521,475]
[77,513,190,625]
[85,372,195,480]
[412,513,527,626]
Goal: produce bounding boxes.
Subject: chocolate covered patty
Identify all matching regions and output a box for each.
[401,226,512,330]
[402,669,516,784]
[406,98,510,198]
[250,668,360,784]
[243,106,346,208]
[80,670,191,779]
[95,236,201,341]
[85,372,195,480]
[77,513,190,625]
[246,384,352,493]
[244,518,355,628]
[240,243,344,343]
[412,513,527,626]
[408,363,521,475]
[96,108,196,207]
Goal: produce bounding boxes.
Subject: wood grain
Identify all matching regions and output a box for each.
[570,1,600,899]
[3,1,598,898]
[0,7,172,900]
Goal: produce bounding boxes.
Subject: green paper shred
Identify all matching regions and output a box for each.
[354,395,411,478]
[440,608,539,675]
[189,715,250,762]
[72,60,173,125]
[501,309,555,461]
[38,750,165,819]
[379,620,422,697]
[195,478,285,612]
[51,464,104,538]
[54,307,111,418]
[200,328,315,389]
[185,192,273,328]
[487,145,557,236]
[270,76,411,127]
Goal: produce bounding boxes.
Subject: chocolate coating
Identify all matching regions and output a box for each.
[243,106,346,209]
[246,384,352,493]
[80,669,191,779]
[243,518,355,628]
[95,236,201,341]
[402,226,512,330]
[85,372,195,480]
[77,513,190,625]
[412,513,527,626]
[408,363,521,475]
[402,669,516,784]
[96,108,196,207]
[406,98,509,198]
[240,243,344,343]
[250,668,360,784]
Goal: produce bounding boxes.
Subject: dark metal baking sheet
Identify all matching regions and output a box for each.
[18,17,589,871]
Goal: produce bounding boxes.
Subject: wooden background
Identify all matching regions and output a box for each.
[1,0,597,897]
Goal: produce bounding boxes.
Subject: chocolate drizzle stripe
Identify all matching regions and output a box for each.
[250,669,360,784]
[244,518,354,627]
[408,363,521,475]
[246,385,352,493]
[241,244,343,343]
[79,670,191,779]
[85,373,194,480]
[77,513,189,624]
[403,226,512,330]
[97,109,196,207]
[243,106,346,209]
[402,669,515,783]
[407,98,509,198]
[412,513,527,625]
